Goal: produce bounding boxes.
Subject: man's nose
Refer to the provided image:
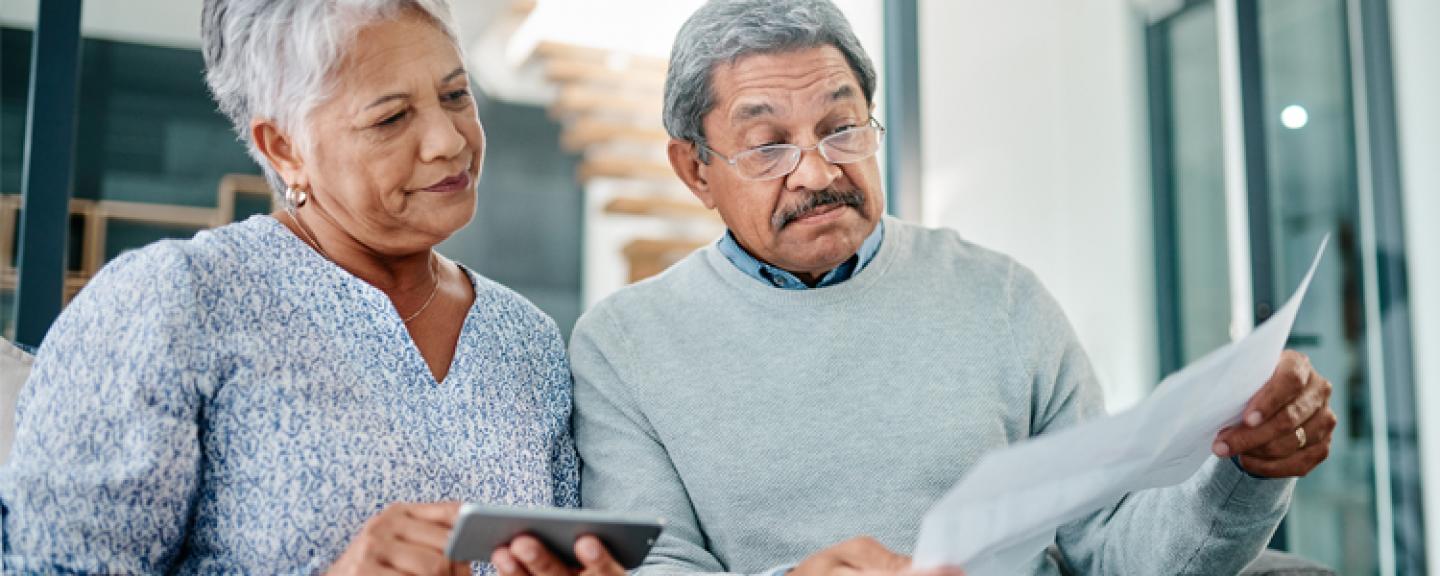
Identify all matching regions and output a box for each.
[783,146,841,192]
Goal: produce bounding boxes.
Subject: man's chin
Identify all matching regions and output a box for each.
[773,236,864,272]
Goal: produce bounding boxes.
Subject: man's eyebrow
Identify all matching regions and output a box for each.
[365,68,467,110]
[829,84,856,102]
[731,102,776,124]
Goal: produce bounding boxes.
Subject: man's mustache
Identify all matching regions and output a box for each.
[772,188,866,231]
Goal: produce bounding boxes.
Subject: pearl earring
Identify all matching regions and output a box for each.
[285,186,309,208]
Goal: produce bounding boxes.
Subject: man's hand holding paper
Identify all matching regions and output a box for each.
[914,238,1336,575]
[1214,350,1337,478]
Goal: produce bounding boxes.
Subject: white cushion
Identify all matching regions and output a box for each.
[0,338,34,464]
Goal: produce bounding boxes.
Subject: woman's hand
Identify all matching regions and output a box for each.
[491,534,626,576]
[327,502,472,576]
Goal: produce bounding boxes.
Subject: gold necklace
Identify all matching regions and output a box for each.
[400,255,441,324]
[285,208,440,324]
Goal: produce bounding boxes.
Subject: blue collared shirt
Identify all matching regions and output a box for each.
[716,221,885,289]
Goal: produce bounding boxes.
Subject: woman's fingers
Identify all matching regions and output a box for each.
[493,534,624,576]
[392,513,455,553]
[327,502,464,576]
[407,502,464,525]
[510,536,573,576]
[575,535,626,576]
[492,548,532,576]
[379,537,457,576]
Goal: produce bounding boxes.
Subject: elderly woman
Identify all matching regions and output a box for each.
[0,2,624,574]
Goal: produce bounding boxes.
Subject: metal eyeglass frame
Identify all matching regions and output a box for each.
[700,117,887,181]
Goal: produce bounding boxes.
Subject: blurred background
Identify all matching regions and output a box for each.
[0,1,1434,574]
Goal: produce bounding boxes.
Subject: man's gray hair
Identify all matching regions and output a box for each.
[201,0,460,193]
[663,0,877,162]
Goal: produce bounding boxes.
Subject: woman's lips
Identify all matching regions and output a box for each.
[421,170,471,193]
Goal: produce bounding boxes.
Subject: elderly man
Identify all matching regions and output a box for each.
[562,1,1337,575]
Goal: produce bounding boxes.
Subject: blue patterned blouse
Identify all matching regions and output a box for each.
[0,215,579,574]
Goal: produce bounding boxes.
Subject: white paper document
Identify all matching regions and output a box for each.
[913,237,1330,575]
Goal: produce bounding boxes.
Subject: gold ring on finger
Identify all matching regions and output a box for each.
[1295,426,1307,450]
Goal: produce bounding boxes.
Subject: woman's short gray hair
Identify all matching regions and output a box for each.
[201,0,460,192]
[663,0,877,162]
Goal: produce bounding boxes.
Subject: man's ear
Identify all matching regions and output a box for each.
[667,138,715,209]
[251,119,306,189]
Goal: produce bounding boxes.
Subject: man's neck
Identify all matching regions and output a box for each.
[791,269,830,287]
[717,220,886,290]
[732,236,844,286]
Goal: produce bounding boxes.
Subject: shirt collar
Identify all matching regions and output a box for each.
[716,220,885,290]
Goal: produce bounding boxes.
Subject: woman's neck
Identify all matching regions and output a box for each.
[275,208,437,297]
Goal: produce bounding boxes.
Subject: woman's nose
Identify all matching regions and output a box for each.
[419,108,467,163]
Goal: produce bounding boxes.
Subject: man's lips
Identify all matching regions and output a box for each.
[421,170,471,193]
[788,203,847,225]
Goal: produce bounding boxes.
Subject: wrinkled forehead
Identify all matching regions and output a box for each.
[727,83,862,128]
[711,47,868,125]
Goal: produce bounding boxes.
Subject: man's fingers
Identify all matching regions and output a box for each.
[899,567,967,576]
[1245,408,1337,459]
[795,537,909,576]
[834,537,907,572]
[511,535,571,576]
[1237,440,1332,478]
[1216,373,1328,456]
[575,535,625,576]
[1241,351,1312,426]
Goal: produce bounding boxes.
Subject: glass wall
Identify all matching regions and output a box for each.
[1253,2,1376,572]
[1148,0,1423,573]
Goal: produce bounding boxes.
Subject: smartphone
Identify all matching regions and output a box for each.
[445,504,666,569]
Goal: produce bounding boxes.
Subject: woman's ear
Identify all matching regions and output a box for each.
[251,119,306,188]
[667,138,715,209]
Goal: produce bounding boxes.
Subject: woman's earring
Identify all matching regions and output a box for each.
[285,186,309,208]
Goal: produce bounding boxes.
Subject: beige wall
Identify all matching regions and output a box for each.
[917,0,1157,410]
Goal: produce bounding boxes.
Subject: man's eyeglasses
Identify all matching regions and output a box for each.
[702,117,886,181]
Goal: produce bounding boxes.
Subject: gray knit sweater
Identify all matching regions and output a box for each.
[570,217,1293,575]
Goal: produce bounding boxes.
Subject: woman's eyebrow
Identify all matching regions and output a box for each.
[365,92,409,110]
[440,66,466,84]
[364,67,467,110]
